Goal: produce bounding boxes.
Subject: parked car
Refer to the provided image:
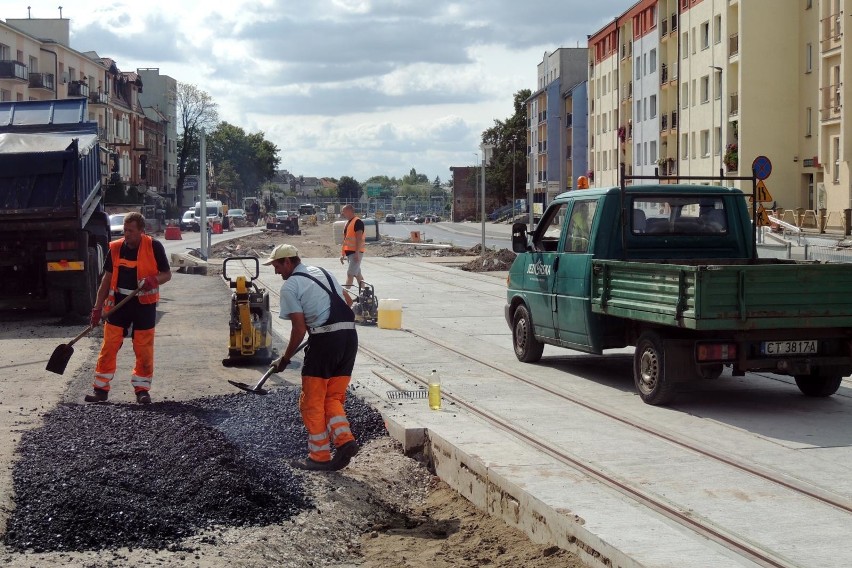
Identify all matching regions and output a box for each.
[275,210,290,222]
[413,215,425,224]
[179,210,195,231]
[108,213,126,240]
[385,214,396,223]
[227,208,246,226]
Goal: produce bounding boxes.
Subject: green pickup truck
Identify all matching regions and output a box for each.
[505,181,852,405]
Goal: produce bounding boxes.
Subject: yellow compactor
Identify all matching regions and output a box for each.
[221,256,273,366]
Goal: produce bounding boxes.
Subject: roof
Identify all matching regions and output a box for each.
[555,184,747,201]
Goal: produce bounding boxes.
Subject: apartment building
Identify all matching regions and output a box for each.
[586,0,849,213]
[0,18,150,202]
[526,48,588,208]
[138,68,179,205]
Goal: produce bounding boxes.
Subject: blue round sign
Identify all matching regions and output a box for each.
[752,155,772,180]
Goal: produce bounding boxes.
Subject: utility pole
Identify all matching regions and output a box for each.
[511,135,517,220]
[710,66,724,179]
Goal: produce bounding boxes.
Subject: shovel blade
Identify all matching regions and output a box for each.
[227,380,268,395]
[46,344,74,375]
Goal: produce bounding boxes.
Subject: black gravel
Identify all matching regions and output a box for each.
[3,387,387,552]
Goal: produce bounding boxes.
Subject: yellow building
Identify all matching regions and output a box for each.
[586,0,851,215]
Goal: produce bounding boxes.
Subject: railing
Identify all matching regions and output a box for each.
[28,72,55,91]
[0,60,28,81]
[662,19,668,36]
[729,33,739,57]
[671,110,678,129]
[67,81,89,98]
[729,92,739,116]
[661,113,669,131]
[820,84,842,121]
[821,12,842,51]
[671,13,678,32]
[89,91,109,105]
[661,64,668,84]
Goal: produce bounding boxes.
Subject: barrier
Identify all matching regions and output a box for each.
[164,226,182,240]
[212,221,223,234]
[410,231,421,243]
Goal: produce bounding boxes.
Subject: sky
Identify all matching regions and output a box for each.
[8,0,627,183]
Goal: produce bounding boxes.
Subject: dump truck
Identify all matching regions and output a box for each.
[0,99,108,316]
[505,172,852,405]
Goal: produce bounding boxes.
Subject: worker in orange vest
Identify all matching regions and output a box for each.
[86,212,172,404]
[339,204,365,291]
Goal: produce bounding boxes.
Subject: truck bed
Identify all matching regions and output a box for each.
[591,258,852,330]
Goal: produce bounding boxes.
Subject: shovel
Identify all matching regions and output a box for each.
[228,340,308,395]
[45,282,145,375]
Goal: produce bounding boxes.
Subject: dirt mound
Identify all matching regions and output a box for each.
[460,247,517,272]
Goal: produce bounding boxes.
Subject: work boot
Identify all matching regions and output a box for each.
[290,457,333,471]
[329,441,360,471]
[84,388,108,403]
[135,391,152,405]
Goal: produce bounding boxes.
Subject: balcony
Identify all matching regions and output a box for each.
[821,12,842,52]
[89,91,109,105]
[671,110,678,129]
[671,13,678,32]
[622,81,633,101]
[661,113,669,132]
[820,84,841,122]
[67,80,89,98]
[661,64,669,84]
[661,19,669,36]
[29,72,55,91]
[729,93,739,116]
[0,60,28,82]
[729,33,739,58]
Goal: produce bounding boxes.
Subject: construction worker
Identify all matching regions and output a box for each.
[86,212,171,404]
[264,243,360,471]
[339,204,365,290]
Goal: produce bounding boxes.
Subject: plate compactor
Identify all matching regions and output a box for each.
[346,281,379,325]
[221,256,273,367]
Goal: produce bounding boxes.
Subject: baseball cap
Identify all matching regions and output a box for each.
[262,243,299,265]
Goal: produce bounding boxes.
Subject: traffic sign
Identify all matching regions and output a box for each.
[756,204,771,226]
[752,155,772,180]
[755,180,773,203]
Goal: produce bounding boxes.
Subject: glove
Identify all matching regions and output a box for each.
[339,255,345,265]
[90,308,102,327]
[141,275,159,291]
[273,357,290,372]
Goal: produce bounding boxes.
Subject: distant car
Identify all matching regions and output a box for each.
[413,215,425,224]
[179,210,195,231]
[425,214,442,222]
[228,208,246,225]
[385,214,396,223]
[275,210,290,222]
[108,214,126,240]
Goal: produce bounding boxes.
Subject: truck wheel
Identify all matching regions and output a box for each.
[71,247,99,316]
[48,288,69,316]
[794,374,843,397]
[513,305,544,363]
[633,331,676,405]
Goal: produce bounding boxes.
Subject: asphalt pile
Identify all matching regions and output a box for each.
[3,387,387,553]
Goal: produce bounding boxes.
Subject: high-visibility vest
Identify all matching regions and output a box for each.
[341,216,366,254]
[104,234,160,312]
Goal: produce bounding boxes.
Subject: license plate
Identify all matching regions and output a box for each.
[761,340,818,356]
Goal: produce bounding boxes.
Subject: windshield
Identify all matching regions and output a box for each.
[229,209,244,216]
[633,196,728,235]
[182,211,194,220]
[109,214,126,226]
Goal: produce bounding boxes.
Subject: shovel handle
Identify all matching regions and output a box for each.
[69,283,145,347]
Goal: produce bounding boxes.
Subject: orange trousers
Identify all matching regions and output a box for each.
[299,375,356,462]
[93,323,154,393]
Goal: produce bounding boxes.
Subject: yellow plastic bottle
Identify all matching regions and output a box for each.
[428,369,441,410]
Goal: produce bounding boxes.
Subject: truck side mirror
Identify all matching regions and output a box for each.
[511,222,531,253]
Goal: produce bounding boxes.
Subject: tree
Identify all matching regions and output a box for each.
[480,89,530,206]
[338,176,362,200]
[433,176,441,188]
[176,83,218,208]
[207,122,281,206]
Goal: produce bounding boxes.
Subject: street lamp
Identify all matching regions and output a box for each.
[710,66,723,178]
[479,143,495,256]
[511,135,517,220]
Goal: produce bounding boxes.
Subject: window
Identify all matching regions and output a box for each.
[636,144,642,166]
[643,53,648,76]
[682,83,689,109]
[691,132,696,159]
[701,75,710,103]
[636,56,641,79]
[805,43,813,73]
[603,75,607,94]
[701,22,710,49]
[714,71,722,100]
[650,140,658,163]
[692,27,697,53]
[806,0,812,8]
[636,100,642,121]
[0,89,10,102]
[564,200,598,253]
[650,95,657,118]
[701,130,710,157]
[806,107,812,137]
[682,133,689,159]
[650,49,657,73]
[714,15,722,44]
[682,32,689,59]
[714,127,721,156]
[833,137,840,182]
[0,43,9,60]
[692,79,697,106]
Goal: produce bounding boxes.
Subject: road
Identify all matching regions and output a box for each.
[376,220,512,249]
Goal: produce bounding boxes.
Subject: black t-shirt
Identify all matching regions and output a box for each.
[104,238,170,292]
